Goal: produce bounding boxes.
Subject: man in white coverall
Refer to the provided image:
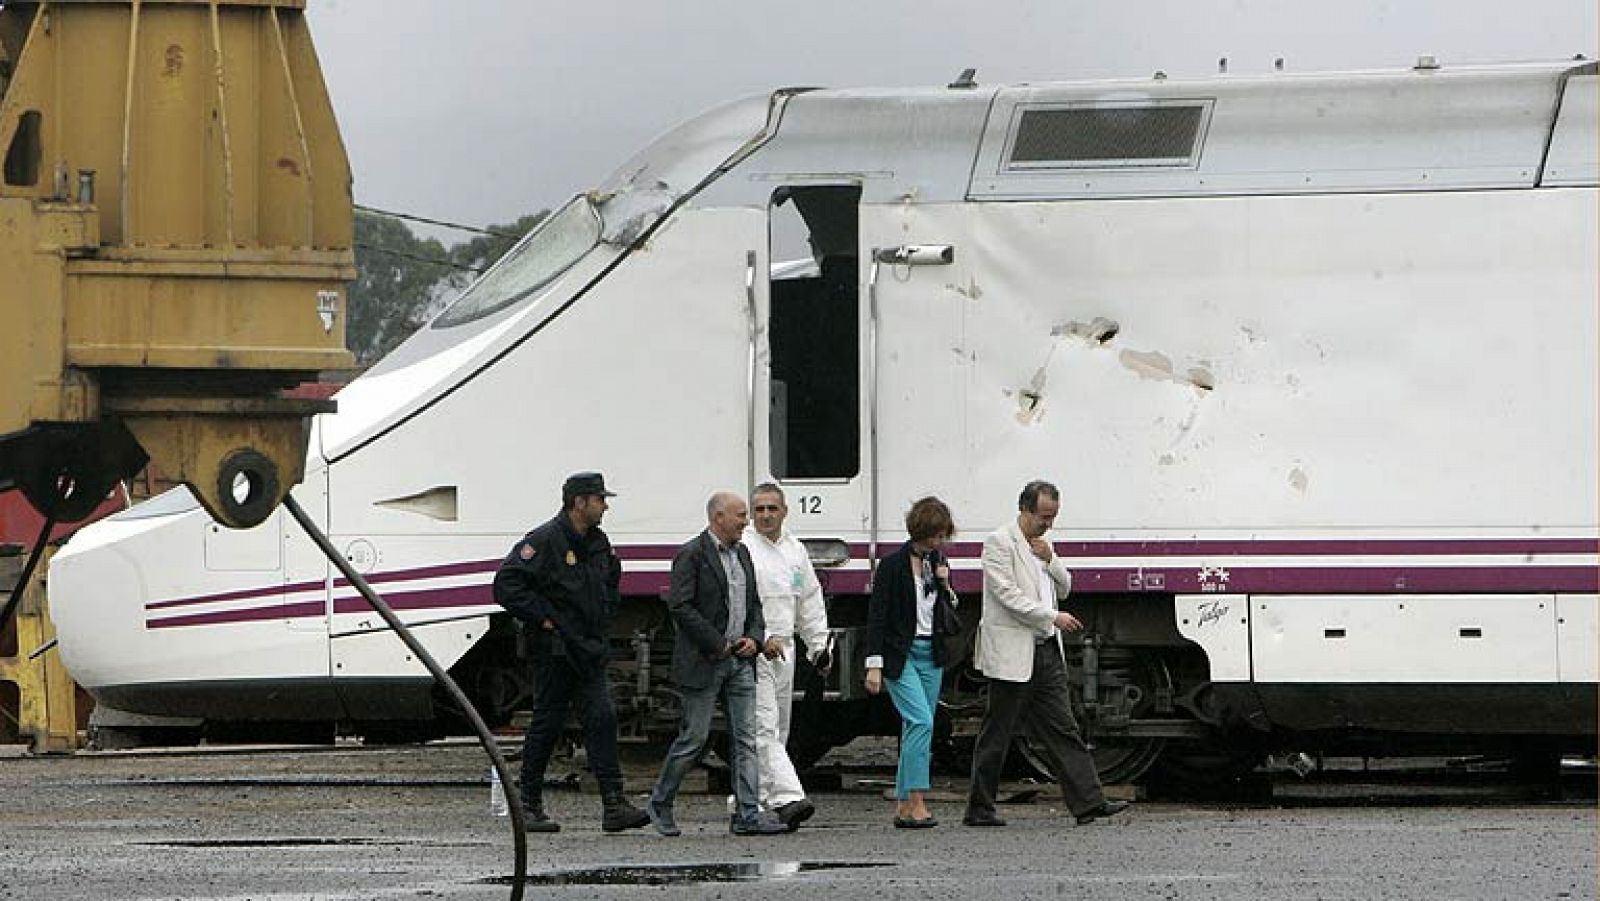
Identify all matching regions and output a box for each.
[742,482,833,831]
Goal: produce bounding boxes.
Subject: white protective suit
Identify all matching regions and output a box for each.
[743,525,831,809]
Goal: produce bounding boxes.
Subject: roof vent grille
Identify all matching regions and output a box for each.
[1004,101,1211,170]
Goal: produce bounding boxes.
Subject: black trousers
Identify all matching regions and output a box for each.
[967,639,1105,817]
[519,645,624,796]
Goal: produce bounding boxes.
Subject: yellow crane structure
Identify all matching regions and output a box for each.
[0,14,529,891]
[0,0,351,754]
[0,0,353,530]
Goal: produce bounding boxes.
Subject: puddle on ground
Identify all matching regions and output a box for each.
[141,837,492,849]
[478,861,891,886]
[142,838,382,848]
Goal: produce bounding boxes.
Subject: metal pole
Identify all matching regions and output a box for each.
[744,250,759,495]
[282,495,527,901]
[865,257,882,586]
[0,513,55,637]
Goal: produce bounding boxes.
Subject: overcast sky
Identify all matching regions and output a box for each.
[307,0,1597,236]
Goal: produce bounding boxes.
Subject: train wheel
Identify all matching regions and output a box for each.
[1072,646,1173,785]
[1086,734,1168,786]
[463,661,530,729]
[443,621,528,730]
[1144,733,1267,795]
[360,720,445,746]
[930,665,1053,779]
[935,654,1168,785]
[788,698,879,771]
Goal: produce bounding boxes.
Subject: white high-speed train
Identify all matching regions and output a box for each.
[51,60,1598,780]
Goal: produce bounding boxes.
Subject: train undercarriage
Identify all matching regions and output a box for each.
[85,591,1595,793]
[412,591,1599,786]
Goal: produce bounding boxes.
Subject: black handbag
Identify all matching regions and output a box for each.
[925,548,965,636]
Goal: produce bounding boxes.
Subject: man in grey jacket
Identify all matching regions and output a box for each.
[963,479,1130,828]
[648,491,788,837]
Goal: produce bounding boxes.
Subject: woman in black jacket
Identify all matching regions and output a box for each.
[864,496,961,827]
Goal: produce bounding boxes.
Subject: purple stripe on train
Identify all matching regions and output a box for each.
[148,584,495,630]
[792,565,1599,596]
[143,535,1600,613]
[146,563,1600,630]
[144,557,502,612]
[913,538,1600,560]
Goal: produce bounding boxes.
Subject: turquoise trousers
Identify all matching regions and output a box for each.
[885,638,943,799]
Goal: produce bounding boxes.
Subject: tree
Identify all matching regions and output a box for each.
[347,211,452,364]
[346,209,548,365]
[449,211,547,275]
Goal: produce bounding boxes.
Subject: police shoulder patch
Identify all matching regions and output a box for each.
[519,543,536,560]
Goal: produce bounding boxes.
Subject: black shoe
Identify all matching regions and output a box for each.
[520,802,561,834]
[774,799,815,832]
[961,809,1007,827]
[600,789,651,833]
[1074,800,1130,825]
[893,814,938,829]
[730,812,789,836]
[646,799,680,837]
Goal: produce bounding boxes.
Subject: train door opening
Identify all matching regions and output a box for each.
[761,184,865,538]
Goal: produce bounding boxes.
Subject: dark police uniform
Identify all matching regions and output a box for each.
[494,512,622,666]
[492,476,632,824]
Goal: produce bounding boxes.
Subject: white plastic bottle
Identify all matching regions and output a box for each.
[488,767,509,817]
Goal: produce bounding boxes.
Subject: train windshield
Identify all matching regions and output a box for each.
[431,196,601,328]
[109,486,201,521]
[427,94,776,332]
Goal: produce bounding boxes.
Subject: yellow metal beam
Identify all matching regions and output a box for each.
[0,0,353,527]
[44,2,307,9]
[0,549,78,754]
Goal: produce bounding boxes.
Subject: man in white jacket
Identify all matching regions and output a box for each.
[963,479,1129,828]
[742,482,833,831]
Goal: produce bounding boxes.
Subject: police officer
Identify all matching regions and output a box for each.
[492,471,650,833]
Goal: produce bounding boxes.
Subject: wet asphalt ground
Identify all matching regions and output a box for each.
[0,741,1594,900]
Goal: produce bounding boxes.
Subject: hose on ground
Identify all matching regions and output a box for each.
[283,495,526,901]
